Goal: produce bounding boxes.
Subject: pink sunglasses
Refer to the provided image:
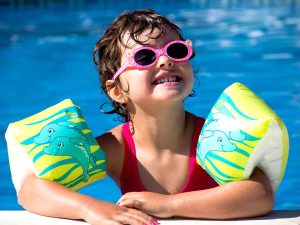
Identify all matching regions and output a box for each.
[112,40,193,80]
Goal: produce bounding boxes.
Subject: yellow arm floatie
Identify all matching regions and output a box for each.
[196,82,289,192]
[5,99,106,192]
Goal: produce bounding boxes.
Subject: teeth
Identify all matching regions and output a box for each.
[155,76,178,85]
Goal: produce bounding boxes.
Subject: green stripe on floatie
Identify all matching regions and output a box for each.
[209,152,245,170]
[39,158,77,176]
[234,147,250,157]
[64,173,92,188]
[33,151,45,163]
[242,132,261,141]
[54,163,81,182]
[220,93,256,120]
[21,136,37,146]
[206,157,236,183]
[206,156,237,179]
[62,175,83,188]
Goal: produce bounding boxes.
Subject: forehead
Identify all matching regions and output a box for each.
[121,26,180,49]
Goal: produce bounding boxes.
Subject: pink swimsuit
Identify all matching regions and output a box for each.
[120,117,218,195]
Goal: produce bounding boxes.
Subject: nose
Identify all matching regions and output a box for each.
[157,55,174,69]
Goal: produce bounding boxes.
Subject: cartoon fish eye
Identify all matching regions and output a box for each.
[48,128,54,134]
[57,142,64,147]
[217,137,223,142]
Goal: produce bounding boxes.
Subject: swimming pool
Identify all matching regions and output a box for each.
[0,0,299,210]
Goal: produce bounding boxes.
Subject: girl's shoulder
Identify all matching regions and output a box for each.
[96,123,124,148]
[96,124,125,183]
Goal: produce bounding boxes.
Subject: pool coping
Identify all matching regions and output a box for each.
[1,210,300,224]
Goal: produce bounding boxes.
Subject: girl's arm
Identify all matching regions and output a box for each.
[18,172,154,225]
[117,168,274,219]
[14,127,155,225]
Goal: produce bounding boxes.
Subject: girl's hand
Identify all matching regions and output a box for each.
[117,192,173,218]
[81,198,155,225]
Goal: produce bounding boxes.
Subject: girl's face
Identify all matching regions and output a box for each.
[116,27,194,112]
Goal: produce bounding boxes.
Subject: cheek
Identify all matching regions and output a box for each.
[188,66,195,83]
[119,70,149,95]
[185,61,194,73]
[181,62,195,91]
[179,61,194,80]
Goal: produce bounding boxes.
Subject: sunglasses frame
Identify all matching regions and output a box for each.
[112,40,193,80]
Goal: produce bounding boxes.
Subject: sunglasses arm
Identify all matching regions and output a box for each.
[112,61,130,80]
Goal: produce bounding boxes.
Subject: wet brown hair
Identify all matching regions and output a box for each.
[93,9,192,122]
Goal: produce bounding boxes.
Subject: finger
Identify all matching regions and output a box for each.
[118,199,142,209]
[113,214,147,225]
[117,192,139,204]
[127,208,154,224]
[116,204,155,225]
[125,209,156,224]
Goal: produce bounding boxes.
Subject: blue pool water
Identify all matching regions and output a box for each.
[0,0,299,210]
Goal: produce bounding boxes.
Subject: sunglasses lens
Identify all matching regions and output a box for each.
[167,43,189,59]
[134,49,156,66]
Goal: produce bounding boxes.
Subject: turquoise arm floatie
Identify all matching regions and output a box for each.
[196,82,289,192]
[5,99,106,192]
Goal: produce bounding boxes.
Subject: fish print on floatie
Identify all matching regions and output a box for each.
[34,122,97,182]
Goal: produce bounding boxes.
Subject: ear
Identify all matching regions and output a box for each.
[106,80,127,104]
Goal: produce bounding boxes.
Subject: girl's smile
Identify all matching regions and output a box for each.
[151,71,182,85]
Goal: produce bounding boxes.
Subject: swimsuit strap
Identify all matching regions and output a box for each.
[120,122,146,194]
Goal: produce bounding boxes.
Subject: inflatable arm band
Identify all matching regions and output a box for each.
[5,99,106,193]
[196,82,289,192]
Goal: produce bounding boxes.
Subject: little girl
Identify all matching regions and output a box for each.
[18,9,274,225]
